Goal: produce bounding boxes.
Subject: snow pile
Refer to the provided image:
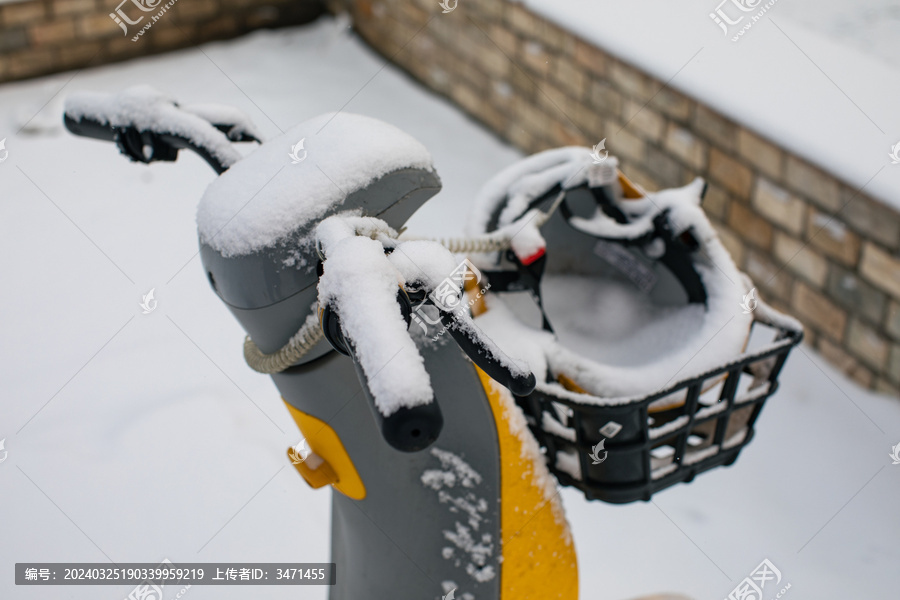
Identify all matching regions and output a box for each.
[317,234,432,417]
[65,85,243,168]
[180,103,263,141]
[196,112,433,256]
[421,448,496,585]
[467,147,618,235]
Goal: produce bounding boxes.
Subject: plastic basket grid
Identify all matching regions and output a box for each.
[514,317,803,504]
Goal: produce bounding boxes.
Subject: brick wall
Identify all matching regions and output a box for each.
[349,0,900,394]
[0,0,324,82]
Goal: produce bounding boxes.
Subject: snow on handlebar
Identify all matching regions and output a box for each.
[315,215,536,452]
[63,85,260,174]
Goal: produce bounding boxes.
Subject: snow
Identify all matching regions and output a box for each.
[466,147,617,236]
[1,16,898,600]
[317,234,433,417]
[421,448,495,583]
[521,0,900,213]
[472,165,753,398]
[64,84,243,168]
[196,111,433,257]
[180,103,263,142]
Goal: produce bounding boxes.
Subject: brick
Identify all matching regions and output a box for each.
[709,148,753,198]
[550,118,589,147]
[451,83,485,118]
[860,242,900,300]
[551,54,586,99]
[579,100,607,135]
[30,20,77,46]
[692,104,736,152]
[457,60,490,95]
[785,156,841,212]
[826,266,887,325]
[588,80,623,118]
[521,40,550,77]
[471,0,503,21]
[874,378,899,397]
[507,3,538,36]
[533,19,567,52]
[488,23,518,56]
[622,100,664,142]
[607,124,645,163]
[752,178,806,236]
[53,0,96,17]
[513,96,547,142]
[200,15,239,39]
[847,319,889,370]
[746,250,791,301]
[793,282,847,342]
[0,27,28,52]
[537,84,577,124]
[107,34,149,57]
[817,338,873,388]
[649,87,692,122]
[887,301,900,341]
[665,123,706,170]
[456,26,491,63]
[713,224,745,267]
[729,201,772,250]
[77,13,121,39]
[840,192,900,251]
[737,128,783,179]
[573,39,607,77]
[398,0,428,23]
[609,59,655,102]
[176,0,219,20]
[56,40,102,69]
[489,78,514,105]
[702,183,729,221]
[646,145,686,188]
[851,367,874,388]
[1,1,45,25]
[508,64,537,100]
[245,5,281,29]
[478,103,507,137]
[773,231,827,287]
[8,49,54,79]
[475,45,509,78]
[802,327,818,349]
[506,124,537,154]
[889,345,900,384]
[805,209,860,267]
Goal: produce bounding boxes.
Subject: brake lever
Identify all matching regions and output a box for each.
[387,241,536,397]
[431,295,536,397]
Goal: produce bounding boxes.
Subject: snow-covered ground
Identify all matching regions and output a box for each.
[523,0,900,213]
[1,16,899,600]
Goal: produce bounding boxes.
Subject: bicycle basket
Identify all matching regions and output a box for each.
[512,303,802,504]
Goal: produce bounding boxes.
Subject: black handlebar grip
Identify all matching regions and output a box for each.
[64,114,117,142]
[321,300,443,453]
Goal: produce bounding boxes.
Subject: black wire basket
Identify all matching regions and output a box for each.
[514,309,803,504]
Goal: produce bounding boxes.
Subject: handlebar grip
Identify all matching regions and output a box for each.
[64,113,116,142]
[64,113,231,174]
[321,301,443,453]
